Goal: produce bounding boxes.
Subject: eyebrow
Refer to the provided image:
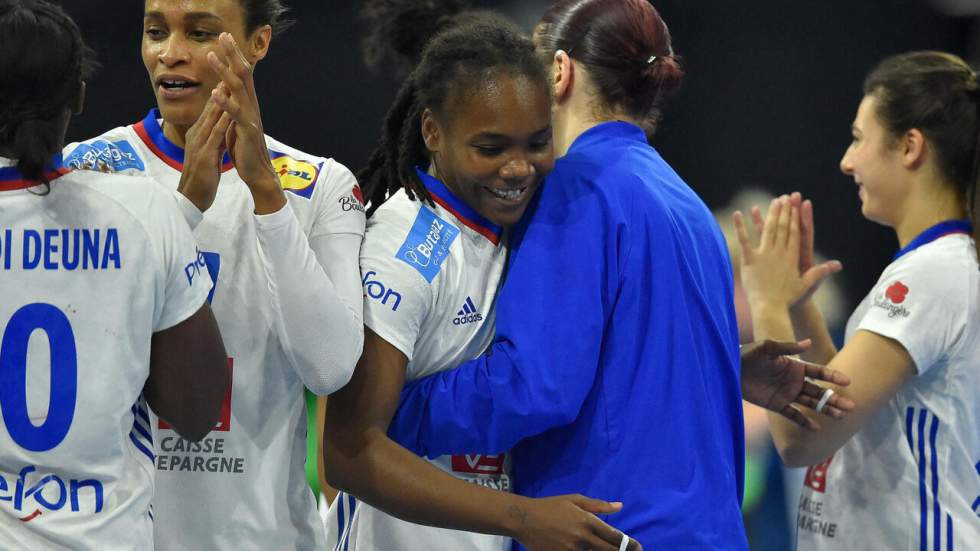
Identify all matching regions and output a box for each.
[472,126,553,141]
[144,11,224,24]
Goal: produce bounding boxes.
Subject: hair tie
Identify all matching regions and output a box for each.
[646,55,657,65]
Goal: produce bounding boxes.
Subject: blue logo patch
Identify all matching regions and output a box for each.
[65,140,144,172]
[396,207,459,282]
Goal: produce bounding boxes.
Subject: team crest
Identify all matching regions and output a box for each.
[270,152,321,199]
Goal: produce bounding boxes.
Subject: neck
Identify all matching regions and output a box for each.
[552,97,642,157]
[894,180,967,248]
[161,120,190,149]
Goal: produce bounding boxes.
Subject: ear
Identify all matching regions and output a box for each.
[248,25,273,63]
[552,49,574,102]
[900,128,927,170]
[73,81,86,116]
[421,108,442,154]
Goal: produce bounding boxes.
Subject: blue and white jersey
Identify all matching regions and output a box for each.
[797,226,980,551]
[0,158,210,550]
[324,169,511,551]
[65,109,366,551]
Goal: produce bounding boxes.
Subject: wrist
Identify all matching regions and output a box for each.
[498,495,531,540]
[250,179,287,215]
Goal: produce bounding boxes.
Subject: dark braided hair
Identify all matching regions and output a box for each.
[0,0,96,182]
[357,1,547,216]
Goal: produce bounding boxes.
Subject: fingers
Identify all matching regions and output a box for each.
[779,404,820,432]
[759,338,812,357]
[569,495,622,515]
[798,382,855,417]
[761,197,781,250]
[207,112,233,152]
[788,204,801,259]
[776,196,792,249]
[799,198,815,268]
[750,205,764,236]
[732,211,755,263]
[802,359,851,387]
[586,517,636,551]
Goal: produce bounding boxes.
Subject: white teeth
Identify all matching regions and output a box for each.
[488,187,524,200]
[161,80,192,88]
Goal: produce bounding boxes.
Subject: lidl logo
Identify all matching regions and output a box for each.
[271,153,321,199]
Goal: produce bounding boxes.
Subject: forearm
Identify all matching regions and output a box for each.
[789,299,837,364]
[254,203,362,394]
[325,426,527,538]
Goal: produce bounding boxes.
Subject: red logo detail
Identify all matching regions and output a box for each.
[159,358,233,432]
[19,509,42,522]
[352,184,365,205]
[803,456,834,493]
[451,454,505,475]
[885,281,909,304]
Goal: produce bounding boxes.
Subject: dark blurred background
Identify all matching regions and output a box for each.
[59,1,977,548]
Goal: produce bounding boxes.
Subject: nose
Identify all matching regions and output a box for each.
[499,157,534,181]
[158,36,191,67]
[839,148,853,176]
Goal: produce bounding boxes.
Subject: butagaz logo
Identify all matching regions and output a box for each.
[363,270,402,311]
[803,456,833,493]
[451,454,505,476]
[873,280,911,318]
[396,208,459,282]
[0,465,104,522]
[453,296,483,325]
[64,140,145,172]
[339,184,366,213]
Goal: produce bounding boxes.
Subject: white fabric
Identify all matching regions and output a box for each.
[0,162,209,550]
[324,189,511,551]
[796,234,980,550]
[64,122,365,551]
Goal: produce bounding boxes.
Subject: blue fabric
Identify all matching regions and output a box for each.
[388,121,747,549]
[892,219,972,261]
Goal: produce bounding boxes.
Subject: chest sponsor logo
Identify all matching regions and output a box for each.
[803,456,833,493]
[873,280,910,318]
[362,270,402,311]
[272,153,321,199]
[451,454,505,476]
[798,455,837,538]
[339,184,366,213]
[64,140,145,172]
[396,207,458,283]
[453,296,483,325]
[0,466,105,522]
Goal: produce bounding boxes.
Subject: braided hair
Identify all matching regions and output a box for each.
[357,1,547,216]
[0,0,96,182]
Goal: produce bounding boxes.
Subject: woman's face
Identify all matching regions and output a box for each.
[141,0,255,130]
[839,95,908,227]
[426,72,554,227]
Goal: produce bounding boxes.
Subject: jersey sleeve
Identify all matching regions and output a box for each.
[140,182,212,332]
[387,177,620,457]
[854,250,970,375]
[360,206,435,362]
[309,159,367,239]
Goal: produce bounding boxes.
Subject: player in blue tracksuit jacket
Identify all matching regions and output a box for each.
[387,1,748,548]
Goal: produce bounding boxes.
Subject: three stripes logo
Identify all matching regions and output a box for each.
[453,296,483,326]
[905,407,957,550]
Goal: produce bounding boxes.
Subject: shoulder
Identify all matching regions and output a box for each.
[57,170,175,222]
[265,136,357,201]
[64,126,148,174]
[364,193,460,285]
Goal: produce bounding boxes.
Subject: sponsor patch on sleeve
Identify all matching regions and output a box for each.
[396,207,459,283]
[271,152,321,199]
[64,140,145,172]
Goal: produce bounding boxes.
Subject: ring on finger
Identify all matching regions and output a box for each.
[618,532,630,551]
[815,388,835,414]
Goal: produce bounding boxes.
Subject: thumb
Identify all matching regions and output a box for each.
[800,260,842,295]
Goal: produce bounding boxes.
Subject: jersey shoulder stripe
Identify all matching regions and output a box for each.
[415,168,502,246]
[0,155,70,190]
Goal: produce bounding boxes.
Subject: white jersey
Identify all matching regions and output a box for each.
[796,231,980,551]
[0,159,210,550]
[325,170,511,551]
[65,109,366,551]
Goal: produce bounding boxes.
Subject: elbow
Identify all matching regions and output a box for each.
[774,439,832,468]
[298,326,362,396]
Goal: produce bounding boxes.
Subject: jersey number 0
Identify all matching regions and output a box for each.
[0,303,77,452]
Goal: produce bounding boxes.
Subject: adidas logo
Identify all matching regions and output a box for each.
[453,296,484,325]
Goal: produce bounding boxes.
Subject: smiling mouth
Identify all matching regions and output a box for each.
[158,79,199,90]
[485,186,528,201]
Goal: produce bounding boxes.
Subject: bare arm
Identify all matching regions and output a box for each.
[323,330,637,551]
[145,304,229,442]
